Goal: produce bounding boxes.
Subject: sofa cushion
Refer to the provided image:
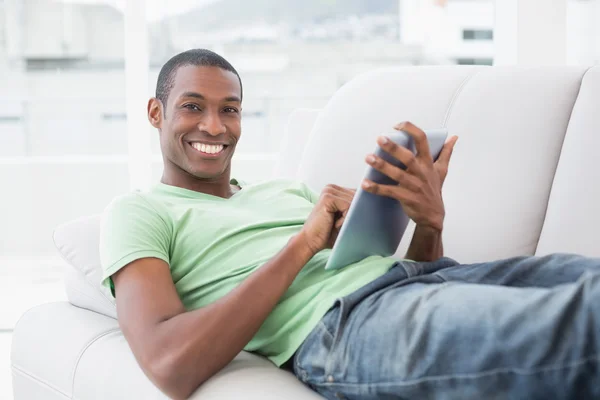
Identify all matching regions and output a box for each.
[536,66,600,257]
[438,66,588,262]
[53,214,117,318]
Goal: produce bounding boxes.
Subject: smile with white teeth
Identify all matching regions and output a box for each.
[190,142,225,155]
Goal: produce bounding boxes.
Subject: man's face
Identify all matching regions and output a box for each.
[150,65,242,181]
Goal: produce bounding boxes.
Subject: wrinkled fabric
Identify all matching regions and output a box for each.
[294,254,600,400]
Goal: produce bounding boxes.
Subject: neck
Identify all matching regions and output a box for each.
[161,165,234,199]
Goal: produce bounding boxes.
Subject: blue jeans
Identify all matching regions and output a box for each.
[293,254,600,399]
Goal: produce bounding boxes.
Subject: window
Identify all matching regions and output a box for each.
[1,1,127,158]
[463,29,494,41]
[457,58,494,65]
[0,0,128,254]
[0,2,126,395]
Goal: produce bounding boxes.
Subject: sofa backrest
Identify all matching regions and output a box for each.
[295,65,596,263]
[535,67,600,257]
[273,108,322,180]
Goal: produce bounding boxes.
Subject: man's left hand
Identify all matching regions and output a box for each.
[361,121,458,232]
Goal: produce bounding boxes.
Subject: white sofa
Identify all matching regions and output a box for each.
[11,65,600,399]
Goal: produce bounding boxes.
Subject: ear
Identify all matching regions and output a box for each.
[147,97,163,129]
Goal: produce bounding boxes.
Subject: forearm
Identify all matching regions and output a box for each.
[404,225,444,262]
[150,234,314,399]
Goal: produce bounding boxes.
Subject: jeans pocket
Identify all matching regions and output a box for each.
[294,306,342,385]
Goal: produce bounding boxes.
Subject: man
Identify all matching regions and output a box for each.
[100,49,600,400]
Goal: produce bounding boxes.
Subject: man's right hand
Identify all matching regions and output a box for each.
[299,184,355,255]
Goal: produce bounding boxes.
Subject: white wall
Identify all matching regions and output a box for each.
[3,0,24,61]
[0,162,129,256]
[493,0,600,67]
[567,0,598,65]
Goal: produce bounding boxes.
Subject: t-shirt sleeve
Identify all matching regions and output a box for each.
[300,182,320,205]
[99,193,172,296]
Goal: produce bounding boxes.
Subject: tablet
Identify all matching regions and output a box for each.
[324,128,448,270]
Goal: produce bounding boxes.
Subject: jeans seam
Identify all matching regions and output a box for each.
[319,319,335,342]
[294,350,308,382]
[433,271,448,282]
[315,353,600,389]
[399,260,419,278]
[324,307,344,378]
[293,360,309,383]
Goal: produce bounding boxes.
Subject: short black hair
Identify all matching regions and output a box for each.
[155,48,243,106]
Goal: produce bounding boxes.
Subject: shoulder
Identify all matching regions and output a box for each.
[101,191,172,232]
[99,192,173,292]
[105,190,167,215]
[245,179,319,203]
[242,178,306,193]
[99,191,173,264]
[244,178,311,190]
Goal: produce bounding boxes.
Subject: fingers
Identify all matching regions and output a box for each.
[394,121,431,161]
[320,185,354,232]
[361,179,413,202]
[436,135,458,167]
[375,136,424,178]
[323,184,355,200]
[435,136,458,183]
[320,184,354,213]
[365,154,421,191]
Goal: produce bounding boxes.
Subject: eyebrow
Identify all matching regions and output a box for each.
[180,91,241,103]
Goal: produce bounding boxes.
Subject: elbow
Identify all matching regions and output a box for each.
[145,353,204,400]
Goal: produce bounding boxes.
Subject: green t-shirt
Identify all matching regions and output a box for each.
[99,179,397,366]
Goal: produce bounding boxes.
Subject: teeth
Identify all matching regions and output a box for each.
[191,142,224,154]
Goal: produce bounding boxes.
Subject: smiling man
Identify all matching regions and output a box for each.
[154,59,242,192]
[100,49,600,400]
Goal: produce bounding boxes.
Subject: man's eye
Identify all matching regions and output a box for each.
[183,104,201,111]
[224,107,239,113]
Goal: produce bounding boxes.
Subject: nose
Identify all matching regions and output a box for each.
[199,110,226,137]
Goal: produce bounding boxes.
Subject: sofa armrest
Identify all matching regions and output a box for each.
[11,302,121,399]
[11,302,323,400]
